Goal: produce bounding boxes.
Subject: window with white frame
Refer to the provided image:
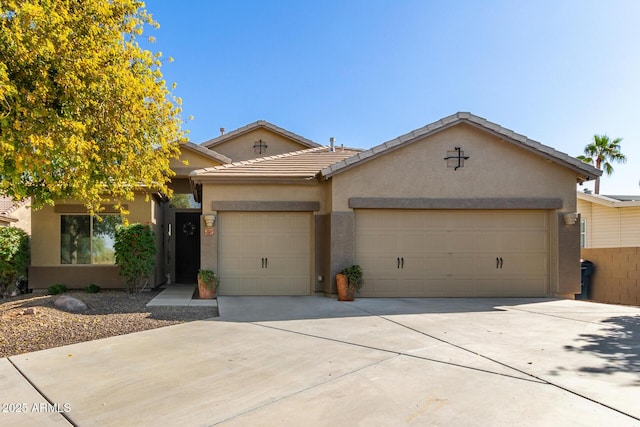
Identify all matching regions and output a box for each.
[60,215,121,264]
[580,218,587,248]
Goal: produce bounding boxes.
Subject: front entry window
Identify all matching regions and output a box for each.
[169,193,201,209]
[60,215,121,264]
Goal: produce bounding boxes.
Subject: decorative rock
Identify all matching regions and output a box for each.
[21,307,37,315]
[54,295,88,313]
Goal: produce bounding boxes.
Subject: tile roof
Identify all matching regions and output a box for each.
[0,196,28,222]
[0,197,15,214]
[320,112,602,182]
[0,196,27,215]
[191,147,359,183]
[200,120,321,150]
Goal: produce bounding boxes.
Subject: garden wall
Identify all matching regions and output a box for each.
[580,247,640,306]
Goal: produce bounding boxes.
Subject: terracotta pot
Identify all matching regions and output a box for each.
[197,278,217,299]
[336,273,355,301]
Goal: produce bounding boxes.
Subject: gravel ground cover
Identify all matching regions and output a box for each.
[0,290,218,358]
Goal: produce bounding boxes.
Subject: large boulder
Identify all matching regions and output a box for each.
[54,295,88,313]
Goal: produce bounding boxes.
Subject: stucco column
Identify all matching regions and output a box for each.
[554,212,581,298]
[328,211,355,294]
[200,211,218,272]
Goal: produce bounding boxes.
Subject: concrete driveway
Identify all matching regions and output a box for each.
[3,297,640,426]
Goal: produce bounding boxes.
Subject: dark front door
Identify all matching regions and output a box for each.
[175,213,201,283]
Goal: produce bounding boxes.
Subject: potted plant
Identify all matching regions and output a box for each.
[336,265,363,301]
[197,269,220,299]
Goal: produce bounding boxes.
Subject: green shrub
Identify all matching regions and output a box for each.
[85,284,101,293]
[48,284,67,295]
[340,265,364,291]
[0,227,30,298]
[114,223,156,293]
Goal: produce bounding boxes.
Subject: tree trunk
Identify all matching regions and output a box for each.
[595,159,601,194]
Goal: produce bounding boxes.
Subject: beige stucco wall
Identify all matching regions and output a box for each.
[201,183,330,215]
[29,194,156,289]
[209,129,311,162]
[31,195,153,266]
[328,124,581,297]
[331,124,577,211]
[171,148,223,174]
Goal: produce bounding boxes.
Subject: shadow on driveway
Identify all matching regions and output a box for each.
[563,314,640,385]
[215,296,554,322]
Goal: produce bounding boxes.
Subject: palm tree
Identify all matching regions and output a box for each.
[577,134,626,194]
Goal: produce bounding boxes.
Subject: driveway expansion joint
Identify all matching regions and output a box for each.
[7,357,77,426]
[253,318,546,384]
[212,353,396,426]
[352,306,640,422]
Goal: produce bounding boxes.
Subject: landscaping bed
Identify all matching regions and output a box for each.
[0,290,218,358]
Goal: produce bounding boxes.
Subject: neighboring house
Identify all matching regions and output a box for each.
[577,192,640,248]
[577,191,640,306]
[29,112,601,298]
[0,196,31,234]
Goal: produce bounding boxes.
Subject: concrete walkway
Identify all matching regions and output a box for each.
[145,284,218,307]
[3,297,640,426]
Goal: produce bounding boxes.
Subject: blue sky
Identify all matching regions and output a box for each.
[145,0,639,194]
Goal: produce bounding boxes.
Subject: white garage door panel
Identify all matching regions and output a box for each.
[356,210,549,297]
[218,212,311,296]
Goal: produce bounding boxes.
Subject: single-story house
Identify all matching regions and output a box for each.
[29,112,601,298]
[577,191,640,305]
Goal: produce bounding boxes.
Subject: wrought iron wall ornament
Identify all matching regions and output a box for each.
[182,221,196,236]
[444,147,469,170]
[253,139,268,154]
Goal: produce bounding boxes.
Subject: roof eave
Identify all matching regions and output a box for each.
[181,142,232,164]
[459,119,602,181]
[577,191,640,207]
[189,175,321,185]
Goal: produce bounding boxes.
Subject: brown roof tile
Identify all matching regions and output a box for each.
[191,147,359,182]
[0,196,29,222]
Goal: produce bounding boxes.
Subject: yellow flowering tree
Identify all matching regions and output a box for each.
[0,0,184,214]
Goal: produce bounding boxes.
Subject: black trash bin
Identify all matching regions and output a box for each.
[577,260,595,300]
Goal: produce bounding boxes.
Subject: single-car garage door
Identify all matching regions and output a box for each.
[355,210,549,297]
[218,212,311,295]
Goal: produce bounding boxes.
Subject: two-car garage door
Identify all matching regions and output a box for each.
[355,210,549,297]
